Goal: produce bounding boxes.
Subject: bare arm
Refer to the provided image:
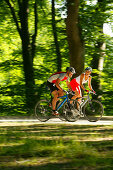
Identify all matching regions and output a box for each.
[80,74,86,91]
[88,76,93,91]
[66,79,72,90]
[55,78,63,91]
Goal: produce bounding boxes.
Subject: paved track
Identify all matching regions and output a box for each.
[0,118,113,126]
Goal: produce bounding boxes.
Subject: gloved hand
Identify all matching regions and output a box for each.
[72,91,75,95]
[85,89,89,93]
[63,89,67,93]
[92,90,96,94]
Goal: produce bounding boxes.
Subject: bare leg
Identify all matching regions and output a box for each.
[70,90,82,110]
[57,90,64,97]
[51,90,58,110]
[70,90,79,104]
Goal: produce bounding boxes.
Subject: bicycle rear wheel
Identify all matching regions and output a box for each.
[64,100,81,122]
[35,100,51,122]
[83,100,104,122]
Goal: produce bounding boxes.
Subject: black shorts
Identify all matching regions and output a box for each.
[47,81,59,93]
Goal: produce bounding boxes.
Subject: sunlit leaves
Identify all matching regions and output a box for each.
[0,0,113,115]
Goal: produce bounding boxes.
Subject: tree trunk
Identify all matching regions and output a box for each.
[98,42,105,71]
[21,39,35,108]
[92,41,106,92]
[51,0,62,71]
[31,1,38,61]
[5,0,38,109]
[66,0,84,76]
[19,0,35,108]
[91,0,106,93]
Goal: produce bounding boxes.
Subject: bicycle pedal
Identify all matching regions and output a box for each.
[52,111,59,116]
[49,103,52,107]
[80,112,84,117]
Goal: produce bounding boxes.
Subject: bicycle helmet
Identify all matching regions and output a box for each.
[85,67,92,72]
[66,67,76,74]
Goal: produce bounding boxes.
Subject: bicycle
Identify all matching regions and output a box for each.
[65,91,104,122]
[34,90,80,122]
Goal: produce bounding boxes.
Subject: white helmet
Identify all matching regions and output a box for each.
[66,67,76,74]
[85,67,92,72]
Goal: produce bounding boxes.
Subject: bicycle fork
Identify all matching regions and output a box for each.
[89,100,95,112]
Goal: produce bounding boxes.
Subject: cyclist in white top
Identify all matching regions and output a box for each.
[70,67,95,103]
[47,67,76,115]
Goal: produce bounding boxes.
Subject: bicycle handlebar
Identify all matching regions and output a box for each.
[63,90,96,96]
[63,90,75,95]
[88,91,97,95]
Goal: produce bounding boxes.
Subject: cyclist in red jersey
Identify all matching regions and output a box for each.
[47,67,75,115]
[70,67,95,103]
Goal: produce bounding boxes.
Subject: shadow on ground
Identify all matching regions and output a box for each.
[0,123,113,169]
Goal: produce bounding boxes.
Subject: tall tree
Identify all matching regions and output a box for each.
[66,0,84,76]
[51,0,62,71]
[5,0,38,108]
[91,0,106,92]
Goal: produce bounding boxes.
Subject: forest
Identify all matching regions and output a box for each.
[0,0,113,116]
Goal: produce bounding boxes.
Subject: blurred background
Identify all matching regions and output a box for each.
[0,0,113,116]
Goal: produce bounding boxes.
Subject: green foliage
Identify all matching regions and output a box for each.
[0,0,113,115]
[0,0,69,115]
[79,0,113,115]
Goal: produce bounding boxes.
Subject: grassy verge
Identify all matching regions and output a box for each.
[0,123,113,169]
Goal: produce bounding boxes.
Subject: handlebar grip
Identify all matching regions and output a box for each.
[89,91,97,95]
[63,90,67,93]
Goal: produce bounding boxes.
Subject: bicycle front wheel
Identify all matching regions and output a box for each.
[35,100,51,122]
[83,100,104,122]
[64,100,81,122]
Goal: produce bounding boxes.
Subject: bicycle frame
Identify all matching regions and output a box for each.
[78,93,92,111]
[56,94,70,111]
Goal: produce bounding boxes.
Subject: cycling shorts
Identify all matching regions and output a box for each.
[47,81,59,93]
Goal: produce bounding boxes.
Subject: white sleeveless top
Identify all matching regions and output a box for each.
[76,73,90,85]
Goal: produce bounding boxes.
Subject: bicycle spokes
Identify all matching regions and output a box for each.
[83,100,104,122]
[64,100,81,122]
[35,100,51,122]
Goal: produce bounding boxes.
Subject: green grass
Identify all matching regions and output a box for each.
[0,123,113,169]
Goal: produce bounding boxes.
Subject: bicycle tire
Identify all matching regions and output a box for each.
[64,100,81,122]
[58,112,67,121]
[35,99,51,122]
[83,100,104,122]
